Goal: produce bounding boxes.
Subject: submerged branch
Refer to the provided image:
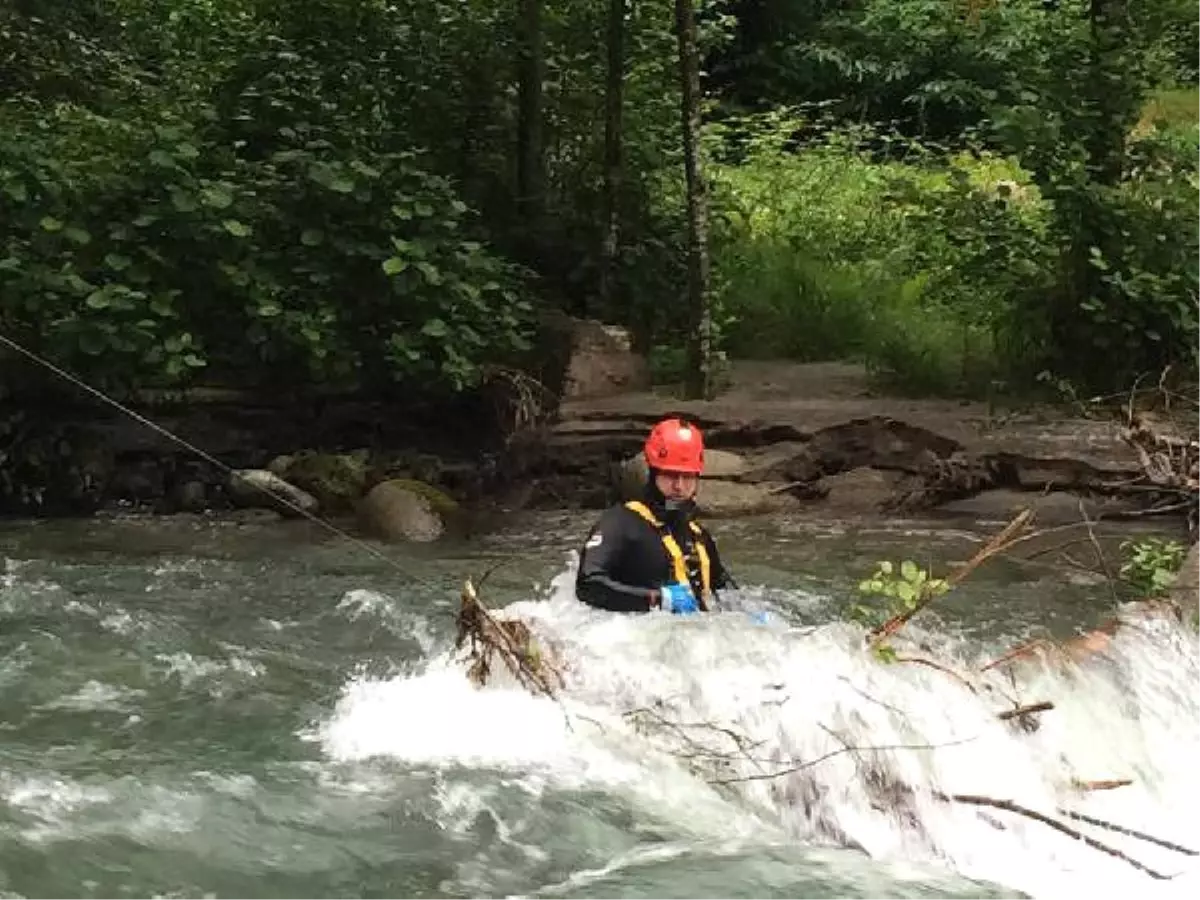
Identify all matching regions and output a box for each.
[892,654,979,693]
[939,793,1174,880]
[708,734,980,786]
[1057,808,1198,856]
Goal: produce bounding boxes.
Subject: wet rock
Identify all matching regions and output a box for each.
[174,480,209,513]
[936,489,1146,525]
[357,478,460,543]
[109,459,165,507]
[268,449,370,511]
[227,469,319,517]
[818,469,909,514]
[695,480,797,517]
[615,448,750,501]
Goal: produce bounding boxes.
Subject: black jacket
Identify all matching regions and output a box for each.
[575,491,733,613]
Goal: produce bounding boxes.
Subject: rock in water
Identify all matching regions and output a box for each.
[228,469,319,517]
[616,448,751,499]
[358,478,459,543]
[267,449,370,512]
[614,448,779,515]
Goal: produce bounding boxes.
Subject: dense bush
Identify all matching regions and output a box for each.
[1,0,1195,405]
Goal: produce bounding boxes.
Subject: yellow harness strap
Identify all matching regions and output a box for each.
[624,500,712,598]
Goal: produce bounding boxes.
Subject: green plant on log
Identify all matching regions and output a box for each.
[1119,536,1186,597]
[852,559,950,661]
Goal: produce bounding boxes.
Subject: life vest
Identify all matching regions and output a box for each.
[624,500,712,604]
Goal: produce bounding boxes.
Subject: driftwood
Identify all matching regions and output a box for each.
[454,577,565,697]
[1117,391,1198,536]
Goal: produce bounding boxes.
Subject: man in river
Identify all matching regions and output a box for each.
[575,417,735,614]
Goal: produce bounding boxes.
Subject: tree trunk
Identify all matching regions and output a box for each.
[675,0,713,400]
[515,0,545,234]
[598,0,627,319]
[1087,0,1130,187]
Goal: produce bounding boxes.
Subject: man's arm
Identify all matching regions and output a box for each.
[576,508,658,613]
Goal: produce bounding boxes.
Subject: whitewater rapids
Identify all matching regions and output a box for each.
[316,554,1200,899]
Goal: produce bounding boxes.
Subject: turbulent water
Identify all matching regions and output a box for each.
[1,510,1196,899]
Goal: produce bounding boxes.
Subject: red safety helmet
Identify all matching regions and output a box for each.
[643,418,704,475]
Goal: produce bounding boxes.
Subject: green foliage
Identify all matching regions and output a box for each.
[707,114,1066,394]
[850,557,948,657]
[0,1,539,395]
[1119,536,1187,597]
[0,106,534,392]
[849,557,950,662]
[1,0,1196,413]
[704,0,1199,397]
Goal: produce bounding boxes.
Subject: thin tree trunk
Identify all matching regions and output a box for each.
[515,0,545,235]
[675,0,712,400]
[598,0,626,318]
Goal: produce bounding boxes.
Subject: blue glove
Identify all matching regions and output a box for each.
[660,582,698,615]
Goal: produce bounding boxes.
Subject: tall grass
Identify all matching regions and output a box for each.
[708,120,1052,396]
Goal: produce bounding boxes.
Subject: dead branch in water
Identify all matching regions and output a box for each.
[708,734,980,786]
[988,705,1056,734]
[455,577,565,698]
[996,700,1054,722]
[868,508,1035,647]
[1057,807,1198,856]
[937,793,1174,880]
[891,654,979,694]
[1071,778,1133,792]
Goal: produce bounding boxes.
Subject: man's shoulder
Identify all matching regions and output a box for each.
[592,500,662,534]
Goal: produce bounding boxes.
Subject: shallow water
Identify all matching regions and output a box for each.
[1,510,1195,899]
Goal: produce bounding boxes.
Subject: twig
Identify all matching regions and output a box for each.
[892,654,979,694]
[1071,778,1133,792]
[939,793,1173,879]
[459,578,560,699]
[1057,808,1198,856]
[978,638,1062,672]
[996,700,1054,721]
[475,557,519,591]
[709,734,980,786]
[1078,499,1121,605]
[625,706,765,754]
[836,676,909,717]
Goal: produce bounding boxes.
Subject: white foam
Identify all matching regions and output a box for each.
[312,555,1200,899]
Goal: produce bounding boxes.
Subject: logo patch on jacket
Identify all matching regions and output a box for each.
[585,533,603,549]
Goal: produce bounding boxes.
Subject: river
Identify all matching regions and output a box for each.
[1,509,1196,899]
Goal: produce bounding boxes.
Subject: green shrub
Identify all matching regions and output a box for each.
[708,118,1057,395]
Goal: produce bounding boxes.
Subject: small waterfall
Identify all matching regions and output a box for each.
[317,557,1200,899]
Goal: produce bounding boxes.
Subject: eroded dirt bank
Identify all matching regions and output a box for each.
[513,360,1195,534]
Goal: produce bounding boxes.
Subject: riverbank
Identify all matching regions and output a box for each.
[2,339,1195,543]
